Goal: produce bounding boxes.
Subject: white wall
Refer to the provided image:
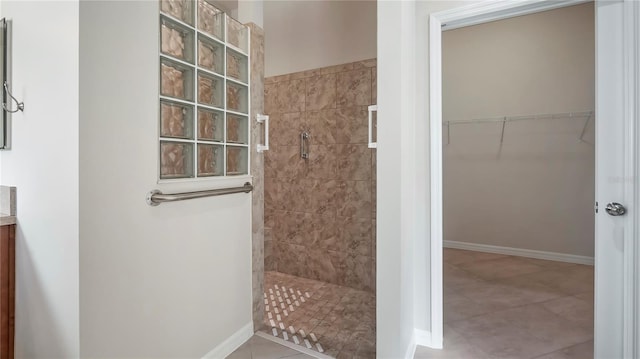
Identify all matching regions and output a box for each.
[411,0,479,351]
[79,1,252,357]
[377,1,418,357]
[378,1,481,355]
[238,0,262,28]
[264,0,376,77]
[442,3,595,258]
[0,1,80,357]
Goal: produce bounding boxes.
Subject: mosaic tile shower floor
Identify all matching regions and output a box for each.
[259,271,376,358]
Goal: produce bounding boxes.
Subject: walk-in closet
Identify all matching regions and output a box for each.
[433,3,596,358]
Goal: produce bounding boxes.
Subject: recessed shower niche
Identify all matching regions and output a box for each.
[159,0,250,180]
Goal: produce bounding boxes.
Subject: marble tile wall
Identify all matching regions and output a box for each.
[249,23,266,331]
[264,59,377,292]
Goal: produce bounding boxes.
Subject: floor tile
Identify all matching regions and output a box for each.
[454,276,561,313]
[227,340,253,359]
[228,335,310,359]
[506,304,593,348]
[443,264,485,289]
[250,336,306,359]
[261,271,375,357]
[281,354,316,359]
[520,265,594,295]
[533,340,593,359]
[415,325,491,359]
[520,257,578,269]
[456,256,546,281]
[540,296,594,331]
[449,308,557,358]
[444,291,492,322]
[443,248,508,265]
[573,291,594,304]
[426,251,595,359]
[415,343,491,359]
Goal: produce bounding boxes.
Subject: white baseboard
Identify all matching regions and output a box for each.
[404,330,417,359]
[202,322,254,359]
[444,240,594,266]
[414,328,441,349]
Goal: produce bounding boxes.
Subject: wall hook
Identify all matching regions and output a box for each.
[3,81,23,113]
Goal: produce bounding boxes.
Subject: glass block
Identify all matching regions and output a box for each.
[160,141,194,179]
[197,107,224,141]
[226,48,248,83]
[198,0,224,41]
[160,100,194,139]
[226,146,248,175]
[226,114,248,144]
[226,15,248,53]
[198,34,224,75]
[160,0,194,25]
[161,16,195,63]
[197,71,224,107]
[160,58,194,101]
[226,82,248,113]
[198,144,224,176]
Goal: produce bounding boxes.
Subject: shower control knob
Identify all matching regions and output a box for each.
[605,202,626,216]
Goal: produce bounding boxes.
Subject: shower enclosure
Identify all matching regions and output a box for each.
[261,59,377,357]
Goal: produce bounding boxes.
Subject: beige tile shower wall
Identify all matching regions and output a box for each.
[264,59,377,292]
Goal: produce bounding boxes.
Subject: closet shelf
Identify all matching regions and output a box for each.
[443,111,593,125]
[443,110,594,145]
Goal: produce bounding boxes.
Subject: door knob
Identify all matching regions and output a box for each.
[605,202,626,216]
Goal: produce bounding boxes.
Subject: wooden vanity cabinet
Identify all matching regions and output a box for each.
[0,225,14,359]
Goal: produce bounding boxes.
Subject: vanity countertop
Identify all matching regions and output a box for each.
[0,214,15,226]
[0,186,16,226]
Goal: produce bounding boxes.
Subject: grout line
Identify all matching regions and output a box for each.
[528,339,594,359]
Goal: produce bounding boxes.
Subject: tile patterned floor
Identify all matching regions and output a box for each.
[228,335,315,359]
[415,249,595,359]
[232,250,592,358]
[257,271,376,358]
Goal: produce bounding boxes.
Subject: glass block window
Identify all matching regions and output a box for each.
[159,0,250,180]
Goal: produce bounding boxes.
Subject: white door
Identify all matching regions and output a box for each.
[595,1,637,358]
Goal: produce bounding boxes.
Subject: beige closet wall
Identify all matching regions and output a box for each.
[442,3,596,258]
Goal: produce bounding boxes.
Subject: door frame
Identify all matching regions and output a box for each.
[427,0,640,356]
[623,0,640,355]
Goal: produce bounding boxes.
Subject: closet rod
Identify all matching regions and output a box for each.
[443,111,593,125]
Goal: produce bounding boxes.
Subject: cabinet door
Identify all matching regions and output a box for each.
[0,225,14,359]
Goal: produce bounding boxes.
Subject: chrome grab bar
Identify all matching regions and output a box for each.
[146,182,253,206]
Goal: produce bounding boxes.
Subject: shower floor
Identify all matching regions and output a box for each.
[260,271,376,358]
